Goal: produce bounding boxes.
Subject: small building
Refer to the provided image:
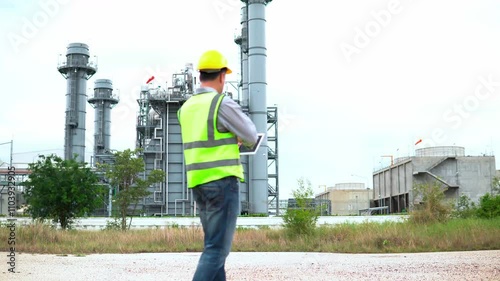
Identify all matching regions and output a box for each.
[373,146,496,214]
[0,168,29,215]
[315,183,373,215]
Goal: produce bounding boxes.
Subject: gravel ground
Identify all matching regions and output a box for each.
[2,250,499,280]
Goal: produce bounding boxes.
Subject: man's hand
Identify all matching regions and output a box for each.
[237,137,242,147]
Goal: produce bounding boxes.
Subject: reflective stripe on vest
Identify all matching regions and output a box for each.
[179,92,243,188]
[186,159,240,172]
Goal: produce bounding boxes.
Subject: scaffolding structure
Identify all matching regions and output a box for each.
[267,106,279,215]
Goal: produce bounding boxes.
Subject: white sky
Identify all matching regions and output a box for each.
[1,0,499,199]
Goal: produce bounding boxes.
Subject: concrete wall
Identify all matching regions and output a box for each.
[373,159,412,212]
[455,156,496,202]
[412,157,460,201]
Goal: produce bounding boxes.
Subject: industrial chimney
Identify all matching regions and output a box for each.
[88,79,119,165]
[244,0,272,214]
[236,4,249,109]
[57,43,97,162]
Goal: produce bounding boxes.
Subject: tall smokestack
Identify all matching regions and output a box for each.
[245,0,272,214]
[239,4,249,108]
[235,3,251,214]
[88,79,119,164]
[58,43,97,162]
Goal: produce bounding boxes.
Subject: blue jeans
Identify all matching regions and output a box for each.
[192,176,240,281]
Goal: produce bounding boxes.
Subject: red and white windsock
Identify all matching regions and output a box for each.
[415,139,422,145]
[146,76,155,84]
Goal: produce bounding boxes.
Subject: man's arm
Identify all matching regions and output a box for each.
[217,97,258,146]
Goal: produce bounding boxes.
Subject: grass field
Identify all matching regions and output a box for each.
[1,217,499,255]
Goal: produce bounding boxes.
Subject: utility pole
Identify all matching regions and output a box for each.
[10,140,12,167]
[0,140,13,167]
[355,195,358,215]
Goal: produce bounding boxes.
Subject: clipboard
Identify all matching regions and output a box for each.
[239,133,265,155]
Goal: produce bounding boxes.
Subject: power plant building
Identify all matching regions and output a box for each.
[135,68,279,216]
[373,146,497,213]
[135,67,195,216]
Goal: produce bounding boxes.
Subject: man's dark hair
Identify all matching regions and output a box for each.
[199,68,227,82]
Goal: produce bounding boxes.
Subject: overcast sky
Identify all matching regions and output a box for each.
[1,0,499,198]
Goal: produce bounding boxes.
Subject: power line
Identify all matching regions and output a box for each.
[12,149,63,155]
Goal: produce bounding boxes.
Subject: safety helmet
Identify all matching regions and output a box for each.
[197,50,232,74]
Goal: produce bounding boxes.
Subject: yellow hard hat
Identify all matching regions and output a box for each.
[197,50,232,74]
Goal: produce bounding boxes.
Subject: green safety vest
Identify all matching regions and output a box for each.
[178,91,243,188]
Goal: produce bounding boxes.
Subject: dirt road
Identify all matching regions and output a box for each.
[2,250,499,280]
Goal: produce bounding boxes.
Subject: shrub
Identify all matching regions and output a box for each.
[476,193,500,219]
[103,218,121,231]
[452,194,477,219]
[409,181,452,224]
[282,178,319,236]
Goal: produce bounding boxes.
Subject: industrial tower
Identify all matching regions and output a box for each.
[237,0,274,215]
[57,43,97,162]
[88,79,119,165]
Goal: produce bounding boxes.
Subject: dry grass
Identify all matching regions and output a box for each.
[2,222,205,254]
[1,218,499,255]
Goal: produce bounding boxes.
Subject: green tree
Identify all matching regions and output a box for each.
[473,176,500,219]
[476,193,500,219]
[99,149,165,230]
[282,177,319,236]
[409,181,453,224]
[24,155,104,229]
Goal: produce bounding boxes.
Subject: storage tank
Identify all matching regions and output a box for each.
[415,146,465,157]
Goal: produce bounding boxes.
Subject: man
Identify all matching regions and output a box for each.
[178,50,258,281]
